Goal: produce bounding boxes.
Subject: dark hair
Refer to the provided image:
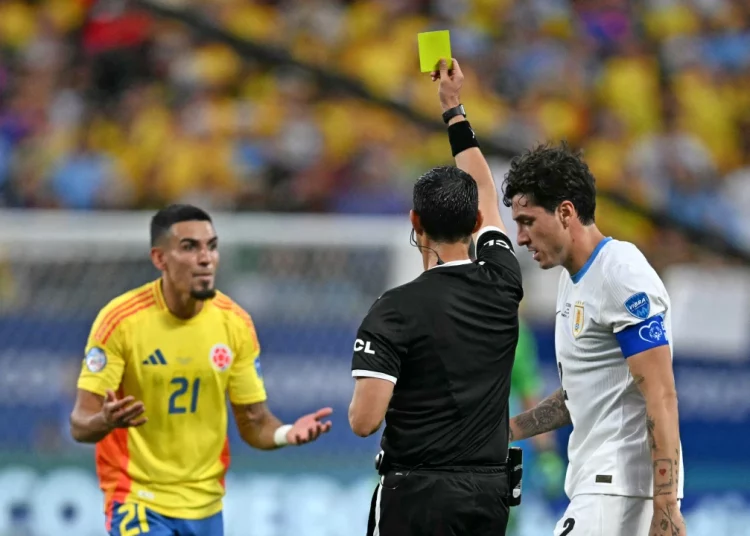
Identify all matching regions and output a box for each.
[501,142,596,225]
[413,165,478,243]
[150,204,213,246]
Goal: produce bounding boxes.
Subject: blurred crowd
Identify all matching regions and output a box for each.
[1,0,750,267]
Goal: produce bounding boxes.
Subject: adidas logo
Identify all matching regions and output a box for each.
[143,349,168,366]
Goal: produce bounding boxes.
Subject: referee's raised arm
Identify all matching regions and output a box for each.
[432,58,521,286]
[433,58,509,239]
[349,56,523,536]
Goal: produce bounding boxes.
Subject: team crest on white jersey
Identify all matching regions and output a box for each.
[209,343,233,372]
[573,301,585,338]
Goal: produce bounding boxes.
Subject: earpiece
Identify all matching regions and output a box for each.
[410,229,444,265]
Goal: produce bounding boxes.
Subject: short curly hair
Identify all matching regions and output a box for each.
[501,142,597,225]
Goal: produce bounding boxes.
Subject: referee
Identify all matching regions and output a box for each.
[348,58,522,535]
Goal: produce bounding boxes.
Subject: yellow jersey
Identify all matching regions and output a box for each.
[77,279,267,522]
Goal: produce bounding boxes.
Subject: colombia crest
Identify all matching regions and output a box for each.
[209,343,233,372]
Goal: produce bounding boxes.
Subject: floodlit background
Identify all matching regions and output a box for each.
[1,0,750,534]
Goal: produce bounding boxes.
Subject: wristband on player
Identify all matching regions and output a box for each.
[448,119,480,157]
[273,424,293,447]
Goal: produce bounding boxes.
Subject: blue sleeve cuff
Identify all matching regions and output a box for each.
[616,315,670,358]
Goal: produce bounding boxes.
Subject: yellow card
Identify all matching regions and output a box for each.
[417,30,452,73]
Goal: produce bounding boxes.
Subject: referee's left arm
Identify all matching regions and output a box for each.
[349,293,406,437]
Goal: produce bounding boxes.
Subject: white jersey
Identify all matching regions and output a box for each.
[555,237,684,499]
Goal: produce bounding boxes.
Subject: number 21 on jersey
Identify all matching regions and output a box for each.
[168,377,201,414]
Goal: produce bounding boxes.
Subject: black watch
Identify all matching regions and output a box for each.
[442,104,466,124]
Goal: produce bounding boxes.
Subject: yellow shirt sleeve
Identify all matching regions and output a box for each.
[77,307,127,396]
[228,310,267,405]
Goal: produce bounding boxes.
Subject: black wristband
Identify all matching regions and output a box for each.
[448,120,480,157]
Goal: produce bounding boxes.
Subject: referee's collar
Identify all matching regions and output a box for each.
[430,259,473,270]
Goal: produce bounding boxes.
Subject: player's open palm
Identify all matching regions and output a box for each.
[650,502,686,536]
[102,389,148,429]
[287,407,333,445]
[430,57,464,112]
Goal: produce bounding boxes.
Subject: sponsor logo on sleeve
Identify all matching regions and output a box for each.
[485,239,511,250]
[85,347,107,373]
[625,292,651,320]
[481,234,515,256]
[353,339,375,355]
[254,357,263,379]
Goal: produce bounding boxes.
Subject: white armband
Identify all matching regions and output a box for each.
[274,424,293,447]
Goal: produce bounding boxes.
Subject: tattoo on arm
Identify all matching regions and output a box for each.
[656,502,683,536]
[513,388,571,440]
[646,414,657,451]
[639,383,681,503]
[632,361,682,512]
[653,459,674,497]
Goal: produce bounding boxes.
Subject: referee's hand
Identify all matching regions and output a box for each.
[102,389,148,429]
[287,407,333,445]
[430,57,464,112]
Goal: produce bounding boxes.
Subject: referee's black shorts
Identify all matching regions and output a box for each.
[366,465,510,536]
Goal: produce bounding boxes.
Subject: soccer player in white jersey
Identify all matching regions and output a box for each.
[503,144,686,536]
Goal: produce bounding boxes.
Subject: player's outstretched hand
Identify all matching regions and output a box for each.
[650,501,687,536]
[430,57,464,112]
[287,407,333,446]
[102,389,148,429]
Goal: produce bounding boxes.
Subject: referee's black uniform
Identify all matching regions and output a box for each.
[351,225,522,535]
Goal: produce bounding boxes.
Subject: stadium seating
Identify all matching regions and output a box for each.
[0,0,748,261]
[2,3,750,535]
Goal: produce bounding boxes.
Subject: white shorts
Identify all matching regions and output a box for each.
[553,495,656,536]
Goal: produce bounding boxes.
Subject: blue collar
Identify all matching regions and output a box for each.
[570,237,612,284]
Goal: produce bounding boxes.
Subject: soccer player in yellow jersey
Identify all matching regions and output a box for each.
[69,204,333,536]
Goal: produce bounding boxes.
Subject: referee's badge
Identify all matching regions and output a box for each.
[573,302,585,338]
[209,343,233,372]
